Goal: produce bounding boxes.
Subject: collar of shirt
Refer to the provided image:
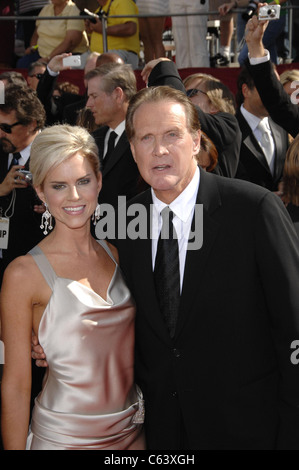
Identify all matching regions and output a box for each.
[8,143,32,170]
[104,120,125,154]
[240,104,270,135]
[151,166,200,230]
[151,166,200,289]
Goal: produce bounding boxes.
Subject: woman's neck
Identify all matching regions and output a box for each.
[54,1,68,16]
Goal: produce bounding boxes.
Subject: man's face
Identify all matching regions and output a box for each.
[27,65,46,91]
[86,76,119,128]
[242,84,268,118]
[0,109,35,153]
[130,100,200,204]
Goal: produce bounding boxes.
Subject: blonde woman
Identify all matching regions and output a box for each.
[0,125,145,450]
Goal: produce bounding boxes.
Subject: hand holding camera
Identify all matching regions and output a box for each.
[258,4,280,20]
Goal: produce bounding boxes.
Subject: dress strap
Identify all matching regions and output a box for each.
[97,239,118,265]
[29,245,57,290]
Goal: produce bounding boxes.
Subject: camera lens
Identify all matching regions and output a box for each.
[242,1,258,21]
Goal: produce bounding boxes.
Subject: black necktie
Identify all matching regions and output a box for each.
[154,207,180,338]
[9,152,21,170]
[103,131,117,168]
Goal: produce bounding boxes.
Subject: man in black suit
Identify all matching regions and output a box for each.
[114,85,299,449]
[244,14,299,139]
[235,64,289,191]
[32,74,299,450]
[85,63,140,209]
[0,84,46,286]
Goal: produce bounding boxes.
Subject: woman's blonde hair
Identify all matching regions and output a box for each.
[280,69,299,86]
[30,124,100,187]
[283,134,299,206]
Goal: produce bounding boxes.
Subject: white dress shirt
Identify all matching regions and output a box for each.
[151,166,200,291]
[240,104,275,174]
[8,143,31,169]
[103,121,125,158]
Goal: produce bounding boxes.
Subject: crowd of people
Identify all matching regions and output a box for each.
[0,1,299,452]
[0,1,298,69]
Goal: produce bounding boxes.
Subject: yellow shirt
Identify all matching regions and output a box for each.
[36,1,89,58]
[90,0,139,55]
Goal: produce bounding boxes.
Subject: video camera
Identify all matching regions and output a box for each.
[242,1,258,21]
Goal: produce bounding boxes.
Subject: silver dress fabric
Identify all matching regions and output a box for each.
[26,241,145,450]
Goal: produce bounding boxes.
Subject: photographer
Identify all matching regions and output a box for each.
[218,0,288,65]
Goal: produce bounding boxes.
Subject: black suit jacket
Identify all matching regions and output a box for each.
[148,61,242,178]
[37,68,83,125]
[92,126,141,209]
[114,169,299,449]
[246,60,299,138]
[235,109,289,191]
[0,150,44,285]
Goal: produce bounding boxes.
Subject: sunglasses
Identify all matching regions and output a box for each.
[28,73,43,79]
[0,121,22,134]
[186,88,207,98]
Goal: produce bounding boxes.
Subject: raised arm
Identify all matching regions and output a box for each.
[245,13,299,137]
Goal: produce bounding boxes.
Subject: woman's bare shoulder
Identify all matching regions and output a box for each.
[2,252,41,289]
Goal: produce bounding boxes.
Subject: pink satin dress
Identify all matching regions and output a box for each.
[26,241,145,450]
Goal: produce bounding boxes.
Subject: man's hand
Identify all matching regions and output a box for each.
[141,58,171,84]
[31,333,48,368]
[47,53,74,73]
[0,166,28,197]
[245,4,269,58]
[218,2,235,16]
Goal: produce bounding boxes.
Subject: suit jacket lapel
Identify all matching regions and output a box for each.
[92,126,108,163]
[237,110,271,174]
[269,118,285,182]
[129,190,173,344]
[102,131,130,177]
[174,169,222,340]
[0,151,9,183]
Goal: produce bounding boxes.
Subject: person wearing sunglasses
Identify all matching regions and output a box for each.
[0,84,46,288]
[27,61,47,91]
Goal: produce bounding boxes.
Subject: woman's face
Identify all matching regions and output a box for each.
[37,152,102,231]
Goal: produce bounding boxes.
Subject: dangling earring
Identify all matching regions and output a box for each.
[92,203,101,225]
[40,202,53,235]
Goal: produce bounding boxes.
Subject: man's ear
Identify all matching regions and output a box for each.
[113,86,124,104]
[129,141,137,162]
[193,130,201,155]
[242,83,250,99]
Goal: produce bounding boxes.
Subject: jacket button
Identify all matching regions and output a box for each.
[172,348,181,358]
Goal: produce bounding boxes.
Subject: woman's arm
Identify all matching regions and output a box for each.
[0,259,34,450]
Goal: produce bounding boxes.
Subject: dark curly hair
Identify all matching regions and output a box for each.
[0,84,46,130]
